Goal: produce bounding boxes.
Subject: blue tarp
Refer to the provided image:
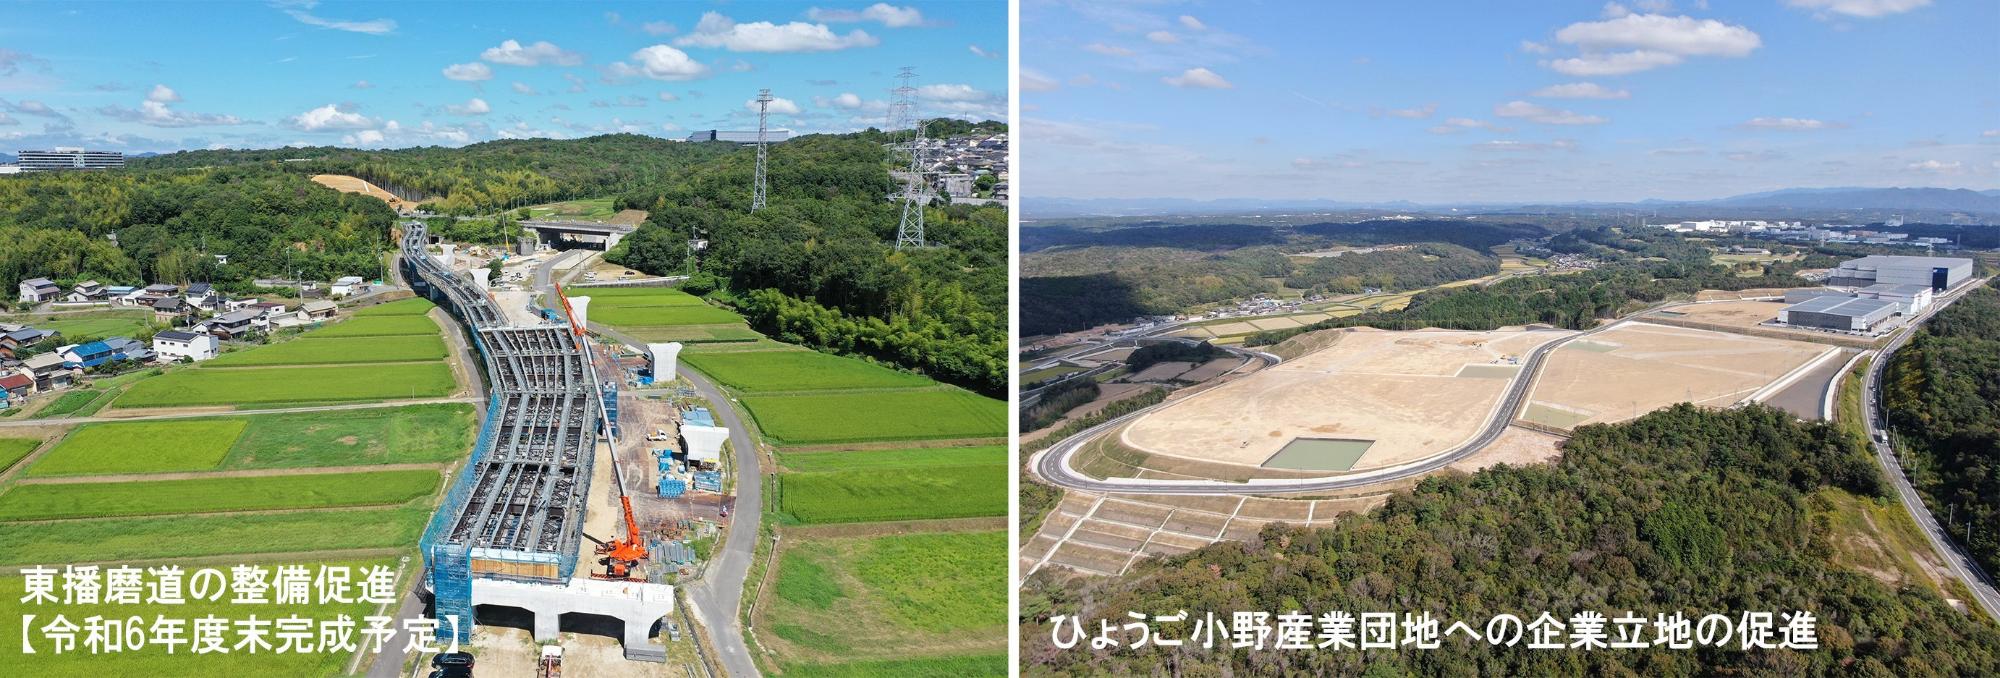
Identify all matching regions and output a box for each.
[685,407,715,427]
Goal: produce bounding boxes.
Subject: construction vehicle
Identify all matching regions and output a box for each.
[536,646,563,678]
[584,493,649,580]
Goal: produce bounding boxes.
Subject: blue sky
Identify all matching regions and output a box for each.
[0,1,1006,152]
[1023,0,2000,203]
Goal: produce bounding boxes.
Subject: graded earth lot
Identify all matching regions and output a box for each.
[1120,327,1571,472]
[1524,321,1832,429]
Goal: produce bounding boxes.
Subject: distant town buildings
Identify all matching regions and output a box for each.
[15,147,124,172]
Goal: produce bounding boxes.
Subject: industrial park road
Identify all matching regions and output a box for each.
[1030,314,1633,496]
[532,251,762,677]
[1861,281,2000,624]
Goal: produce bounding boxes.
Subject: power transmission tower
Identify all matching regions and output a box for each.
[751,89,772,213]
[887,67,917,133]
[896,118,928,251]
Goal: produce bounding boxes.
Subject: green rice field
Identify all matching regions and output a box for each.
[353,297,437,315]
[764,530,1005,662]
[623,324,763,344]
[566,287,709,306]
[30,310,156,339]
[778,465,1005,524]
[114,362,456,408]
[778,445,1004,473]
[685,350,933,393]
[0,437,40,473]
[0,469,439,521]
[0,507,428,565]
[224,403,476,468]
[207,334,446,366]
[26,389,100,418]
[307,314,442,338]
[26,419,248,477]
[741,390,1005,446]
[589,303,742,326]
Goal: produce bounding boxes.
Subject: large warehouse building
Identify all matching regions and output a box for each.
[1780,295,1899,333]
[1828,255,1973,291]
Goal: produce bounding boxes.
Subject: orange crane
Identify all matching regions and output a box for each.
[560,279,647,580]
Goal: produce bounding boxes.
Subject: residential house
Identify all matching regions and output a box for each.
[184,282,218,310]
[207,309,262,339]
[65,280,105,303]
[18,278,59,304]
[21,353,73,391]
[153,330,218,362]
[151,296,191,323]
[301,300,337,320]
[103,285,137,301]
[0,372,31,401]
[249,301,290,318]
[102,337,151,363]
[60,340,118,369]
[0,327,58,359]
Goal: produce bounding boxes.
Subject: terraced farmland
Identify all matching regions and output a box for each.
[0,469,439,520]
[684,349,933,392]
[742,389,1005,446]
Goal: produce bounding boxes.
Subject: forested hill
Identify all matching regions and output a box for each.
[1023,405,2000,676]
[1883,279,2000,576]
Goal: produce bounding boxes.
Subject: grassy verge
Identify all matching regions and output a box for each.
[0,507,427,565]
[0,470,438,521]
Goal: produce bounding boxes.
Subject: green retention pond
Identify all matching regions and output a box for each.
[1262,437,1373,471]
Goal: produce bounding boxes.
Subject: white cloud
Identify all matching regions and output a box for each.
[746,96,802,116]
[1145,31,1179,44]
[1162,67,1232,89]
[98,85,245,127]
[1179,15,1207,31]
[1379,103,1437,119]
[1546,13,1760,76]
[641,21,676,36]
[614,45,711,81]
[282,6,396,35]
[806,4,924,28]
[289,104,377,131]
[446,98,490,115]
[1906,159,1961,173]
[1520,40,1552,54]
[0,112,17,126]
[351,80,374,89]
[442,62,492,81]
[1084,43,1134,57]
[1428,117,1505,134]
[917,84,991,102]
[1786,0,1930,18]
[480,39,583,67]
[677,12,878,52]
[512,82,539,95]
[657,91,679,102]
[969,44,997,58]
[1982,129,2000,138]
[833,92,864,108]
[1472,139,1579,152]
[1603,2,1633,19]
[1022,69,1060,92]
[1494,100,1607,125]
[1741,116,1839,130]
[343,129,385,145]
[1532,82,1630,99]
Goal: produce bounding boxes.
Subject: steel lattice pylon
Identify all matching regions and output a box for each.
[892,68,926,250]
[751,89,772,212]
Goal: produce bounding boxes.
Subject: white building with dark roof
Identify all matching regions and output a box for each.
[153,330,218,362]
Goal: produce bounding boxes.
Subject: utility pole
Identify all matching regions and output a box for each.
[751,89,772,213]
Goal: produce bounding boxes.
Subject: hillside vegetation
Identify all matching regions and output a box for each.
[1882,279,2000,575]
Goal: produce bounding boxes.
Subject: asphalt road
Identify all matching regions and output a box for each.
[1031,319,1620,496]
[1860,280,2000,624]
[534,249,763,677]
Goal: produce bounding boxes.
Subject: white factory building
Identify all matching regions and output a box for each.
[1779,295,1900,333]
[1827,255,1973,291]
[1858,283,1934,315]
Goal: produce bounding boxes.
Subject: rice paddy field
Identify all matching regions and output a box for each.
[777,445,1004,472]
[0,507,428,565]
[684,349,933,393]
[206,334,447,366]
[0,437,39,473]
[760,530,1006,669]
[0,469,439,521]
[589,303,743,326]
[307,314,442,337]
[113,362,457,408]
[24,309,157,339]
[353,297,436,315]
[777,464,1005,524]
[741,389,1006,446]
[25,419,247,477]
[1,558,402,677]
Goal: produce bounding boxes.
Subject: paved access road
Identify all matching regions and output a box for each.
[1860,280,2000,624]
[1031,318,1620,496]
[534,250,763,677]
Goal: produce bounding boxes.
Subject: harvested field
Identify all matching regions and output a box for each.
[1127,361,1194,382]
[1121,328,1570,473]
[684,349,932,393]
[114,362,457,408]
[1526,321,1832,429]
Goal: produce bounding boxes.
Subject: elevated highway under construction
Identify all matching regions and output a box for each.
[400,222,673,662]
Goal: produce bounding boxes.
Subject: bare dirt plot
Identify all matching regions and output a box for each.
[1120,328,1571,473]
[1178,358,1245,383]
[310,175,427,212]
[1526,322,1831,429]
[1127,361,1195,382]
[1446,425,1564,473]
[1659,300,1788,330]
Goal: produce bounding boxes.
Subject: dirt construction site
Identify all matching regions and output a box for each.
[1118,327,1573,473]
[1523,321,1837,430]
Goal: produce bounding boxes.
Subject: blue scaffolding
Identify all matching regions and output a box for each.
[432,543,474,642]
[419,392,503,642]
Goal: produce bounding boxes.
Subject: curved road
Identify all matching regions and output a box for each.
[1032,319,1618,496]
[1860,281,2000,623]
[532,250,763,677]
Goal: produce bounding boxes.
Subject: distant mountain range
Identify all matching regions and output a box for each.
[0,153,14,164]
[1027,187,2000,219]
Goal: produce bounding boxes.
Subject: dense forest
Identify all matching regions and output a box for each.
[0,168,397,304]
[1284,242,1497,295]
[1023,404,2000,676]
[1882,279,2000,575]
